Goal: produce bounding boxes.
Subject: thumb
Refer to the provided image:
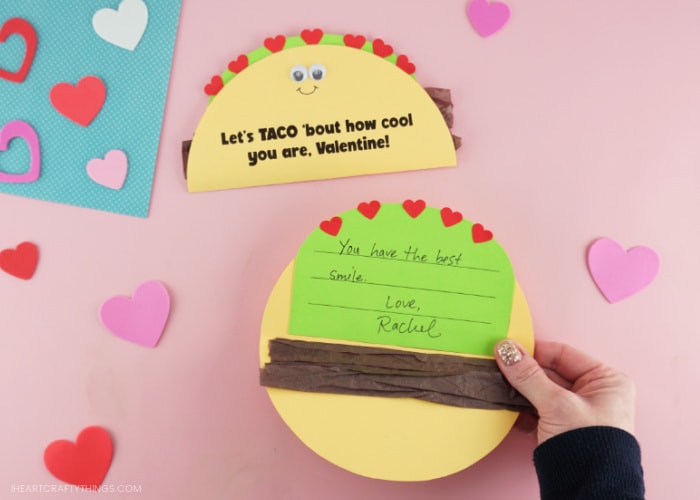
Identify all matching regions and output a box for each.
[494,339,563,412]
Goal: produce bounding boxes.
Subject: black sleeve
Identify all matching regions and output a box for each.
[533,426,645,500]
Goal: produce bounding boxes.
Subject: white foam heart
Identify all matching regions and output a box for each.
[92,0,149,51]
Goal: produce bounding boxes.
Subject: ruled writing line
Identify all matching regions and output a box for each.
[307,302,492,325]
[310,276,496,299]
[313,250,500,273]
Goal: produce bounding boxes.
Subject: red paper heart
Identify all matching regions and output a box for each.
[472,223,493,243]
[44,426,113,489]
[440,207,463,227]
[372,39,393,57]
[320,216,342,236]
[396,54,416,74]
[264,35,286,53]
[343,34,366,49]
[301,28,323,45]
[0,241,38,280]
[204,75,223,96]
[357,200,381,219]
[0,17,37,83]
[402,199,426,218]
[49,76,106,127]
[227,55,248,74]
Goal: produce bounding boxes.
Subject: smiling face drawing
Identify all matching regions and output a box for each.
[186,31,457,192]
[291,63,326,95]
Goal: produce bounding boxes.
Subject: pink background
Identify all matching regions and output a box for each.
[2,0,699,498]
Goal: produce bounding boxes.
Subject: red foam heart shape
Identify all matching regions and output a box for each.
[357,200,381,219]
[0,17,37,83]
[204,75,223,96]
[227,55,248,74]
[372,39,393,57]
[441,207,463,227]
[402,199,426,218]
[301,28,323,45]
[343,34,366,49]
[44,426,113,489]
[0,241,38,280]
[472,223,493,243]
[320,216,342,236]
[264,35,286,53]
[50,76,106,127]
[396,54,416,74]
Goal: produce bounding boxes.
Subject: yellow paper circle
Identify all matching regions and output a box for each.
[260,261,534,481]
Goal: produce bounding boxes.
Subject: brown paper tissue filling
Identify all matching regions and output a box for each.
[260,338,534,412]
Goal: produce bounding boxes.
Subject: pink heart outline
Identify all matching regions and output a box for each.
[100,280,170,347]
[587,238,660,303]
[87,149,128,189]
[0,120,41,183]
[467,0,511,38]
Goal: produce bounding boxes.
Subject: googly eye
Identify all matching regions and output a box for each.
[290,65,308,83]
[309,64,327,81]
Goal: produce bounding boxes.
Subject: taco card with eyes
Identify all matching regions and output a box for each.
[185,30,458,192]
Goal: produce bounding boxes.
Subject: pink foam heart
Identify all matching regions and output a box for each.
[587,238,660,303]
[100,280,170,347]
[87,149,128,189]
[467,0,511,38]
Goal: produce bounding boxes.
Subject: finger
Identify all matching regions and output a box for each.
[533,341,605,384]
[494,339,565,411]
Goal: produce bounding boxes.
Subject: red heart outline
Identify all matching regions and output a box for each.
[0,241,38,280]
[472,223,493,243]
[301,28,323,45]
[44,426,113,489]
[372,39,393,57]
[264,35,286,53]
[49,76,106,127]
[402,199,426,218]
[357,200,381,219]
[0,18,37,83]
[440,207,463,227]
[343,34,366,49]
[396,54,416,74]
[227,55,249,74]
[204,75,223,96]
[320,216,342,236]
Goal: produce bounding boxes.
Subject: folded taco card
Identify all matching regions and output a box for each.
[185,30,459,192]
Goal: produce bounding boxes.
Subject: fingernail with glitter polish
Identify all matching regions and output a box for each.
[496,340,522,366]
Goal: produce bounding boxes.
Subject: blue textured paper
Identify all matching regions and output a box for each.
[0,1,181,217]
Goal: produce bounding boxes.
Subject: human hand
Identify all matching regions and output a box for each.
[494,339,636,445]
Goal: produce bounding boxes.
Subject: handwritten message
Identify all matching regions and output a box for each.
[289,204,515,356]
[218,114,414,167]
